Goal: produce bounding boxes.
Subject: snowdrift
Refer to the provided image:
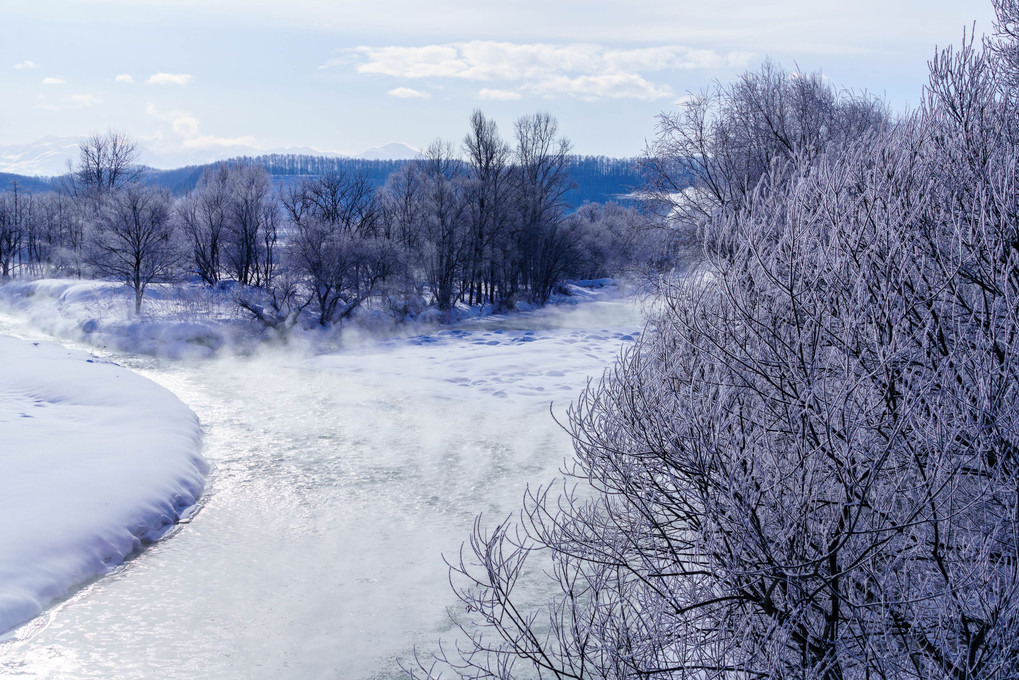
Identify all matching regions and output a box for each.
[0,336,206,634]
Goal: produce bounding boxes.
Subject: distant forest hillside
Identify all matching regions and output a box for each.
[0,172,54,194]
[1,154,649,208]
[144,154,648,206]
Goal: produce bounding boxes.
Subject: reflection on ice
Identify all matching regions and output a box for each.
[0,299,643,679]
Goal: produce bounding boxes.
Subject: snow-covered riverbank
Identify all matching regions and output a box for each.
[0,336,206,635]
[0,277,628,360]
[0,279,243,360]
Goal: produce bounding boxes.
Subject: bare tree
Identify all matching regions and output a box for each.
[37,192,89,276]
[235,267,311,336]
[289,219,399,326]
[221,163,278,287]
[463,110,512,305]
[88,184,182,314]
[564,202,665,281]
[178,163,231,285]
[511,112,575,304]
[282,170,379,236]
[379,160,429,250]
[66,130,142,198]
[419,140,470,312]
[0,182,30,277]
[284,169,398,326]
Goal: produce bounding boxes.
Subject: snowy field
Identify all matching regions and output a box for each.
[0,336,206,635]
[0,279,643,678]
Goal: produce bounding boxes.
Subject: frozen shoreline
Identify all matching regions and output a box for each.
[0,335,206,635]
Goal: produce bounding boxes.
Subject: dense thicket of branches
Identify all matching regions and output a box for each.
[642,60,887,262]
[414,5,1019,680]
[0,114,655,320]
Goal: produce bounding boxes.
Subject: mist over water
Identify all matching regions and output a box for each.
[0,300,643,679]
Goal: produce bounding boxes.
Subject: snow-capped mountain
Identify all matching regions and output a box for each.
[357,143,423,160]
[0,137,81,177]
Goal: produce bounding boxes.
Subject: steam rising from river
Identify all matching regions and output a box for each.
[0,298,642,679]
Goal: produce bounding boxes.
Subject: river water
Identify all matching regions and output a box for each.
[0,300,642,679]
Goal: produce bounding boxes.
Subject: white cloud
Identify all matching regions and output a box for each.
[477,88,522,101]
[14,60,40,70]
[355,46,465,79]
[146,104,257,150]
[172,115,201,137]
[114,74,134,84]
[387,87,431,98]
[455,42,600,81]
[146,73,195,86]
[145,103,167,119]
[332,41,751,101]
[42,77,67,86]
[534,73,673,101]
[601,46,752,72]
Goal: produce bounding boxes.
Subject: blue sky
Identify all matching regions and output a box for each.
[2,0,998,160]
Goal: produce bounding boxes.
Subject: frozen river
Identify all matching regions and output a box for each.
[0,301,642,679]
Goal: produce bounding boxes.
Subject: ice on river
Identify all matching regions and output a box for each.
[0,336,206,635]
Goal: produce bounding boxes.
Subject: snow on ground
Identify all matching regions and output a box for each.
[0,336,206,635]
[0,279,242,360]
[0,277,632,360]
[321,318,640,408]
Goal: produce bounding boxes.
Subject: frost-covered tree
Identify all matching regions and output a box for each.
[563,202,667,282]
[283,170,398,326]
[414,12,1019,680]
[288,219,399,326]
[66,130,142,199]
[988,0,1019,84]
[0,182,30,277]
[87,184,182,314]
[510,112,575,304]
[419,140,470,312]
[220,163,278,287]
[642,60,887,262]
[177,163,231,285]
[281,170,380,237]
[34,192,89,277]
[462,110,512,305]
